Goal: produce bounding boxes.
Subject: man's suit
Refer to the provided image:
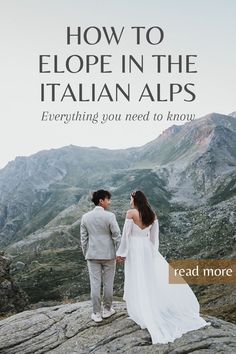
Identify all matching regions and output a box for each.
[80,206,121,313]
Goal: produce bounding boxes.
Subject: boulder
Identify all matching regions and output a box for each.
[0,300,236,353]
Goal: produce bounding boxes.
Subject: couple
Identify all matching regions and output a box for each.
[80,189,210,344]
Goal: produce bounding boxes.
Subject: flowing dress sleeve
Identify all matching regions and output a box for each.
[149,219,159,251]
[116,219,133,257]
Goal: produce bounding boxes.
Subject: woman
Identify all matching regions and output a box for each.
[116,190,210,344]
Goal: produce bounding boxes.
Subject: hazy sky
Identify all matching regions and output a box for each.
[0,0,235,168]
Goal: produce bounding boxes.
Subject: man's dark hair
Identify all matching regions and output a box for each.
[91,189,111,205]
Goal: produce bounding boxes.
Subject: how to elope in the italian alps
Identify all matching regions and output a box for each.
[1,0,236,352]
[0,111,236,353]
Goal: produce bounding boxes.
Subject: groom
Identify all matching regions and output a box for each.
[80,189,122,323]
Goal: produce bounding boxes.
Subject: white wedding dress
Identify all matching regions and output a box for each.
[116,218,210,344]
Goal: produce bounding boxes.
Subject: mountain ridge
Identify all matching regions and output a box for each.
[1,111,236,174]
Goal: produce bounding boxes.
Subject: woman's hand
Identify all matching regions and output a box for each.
[116,256,126,263]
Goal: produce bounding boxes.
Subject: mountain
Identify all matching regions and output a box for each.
[0,111,235,323]
[0,146,133,247]
[1,112,235,247]
[137,113,236,204]
[229,111,236,118]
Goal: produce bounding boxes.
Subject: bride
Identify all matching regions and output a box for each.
[116,190,210,344]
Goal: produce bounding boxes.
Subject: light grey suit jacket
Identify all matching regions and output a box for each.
[80,206,121,260]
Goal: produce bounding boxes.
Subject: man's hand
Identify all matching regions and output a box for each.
[116,256,125,263]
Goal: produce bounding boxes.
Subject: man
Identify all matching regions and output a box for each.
[80,189,121,323]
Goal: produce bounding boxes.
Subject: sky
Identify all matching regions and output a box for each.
[0,0,235,168]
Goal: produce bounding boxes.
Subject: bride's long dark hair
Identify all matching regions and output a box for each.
[131,190,156,226]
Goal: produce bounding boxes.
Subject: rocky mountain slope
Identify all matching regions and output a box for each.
[0,111,235,322]
[1,112,235,248]
[0,300,236,354]
[0,146,133,247]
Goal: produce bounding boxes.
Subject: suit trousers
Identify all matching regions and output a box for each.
[87,259,116,313]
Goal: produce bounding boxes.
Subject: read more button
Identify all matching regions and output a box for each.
[169,259,236,284]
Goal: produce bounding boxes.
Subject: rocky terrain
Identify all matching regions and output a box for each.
[0,111,235,322]
[0,300,236,354]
